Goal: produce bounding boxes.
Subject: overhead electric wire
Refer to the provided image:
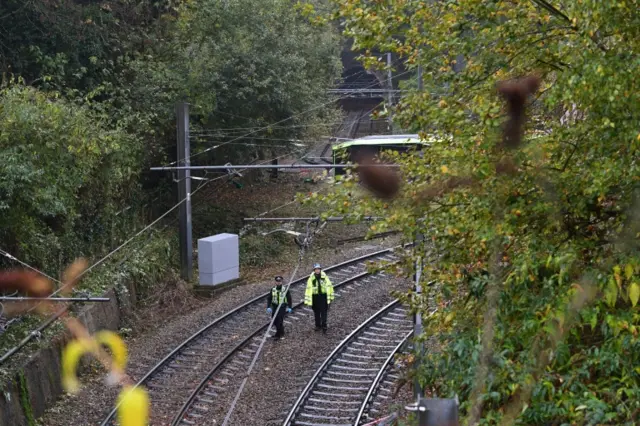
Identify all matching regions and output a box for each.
[189,108,384,137]
[0,148,301,364]
[189,114,384,135]
[0,58,414,362]
[220,220,325,426]
[0,249,63,287]
[185,61,399,136]
[168,63,412,166]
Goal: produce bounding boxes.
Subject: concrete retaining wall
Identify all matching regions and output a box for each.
[0,284,137,426]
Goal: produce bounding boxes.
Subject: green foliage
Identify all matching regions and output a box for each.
[127,0,343,163]
[240,232,290,268]
[17,370,35,426]
[0,82,140,272]
[0,0,342,273]
[308,1,640,424]
[0,1,181,94]
[0,229,176,385]
[81,229,177,297]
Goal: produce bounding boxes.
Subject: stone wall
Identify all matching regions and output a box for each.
[0,285,135,426]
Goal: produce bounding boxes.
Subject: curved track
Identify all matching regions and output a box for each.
[282,299,412,426]
[100,247,405,425]
[170,260,400,425]
[353,330,411,426]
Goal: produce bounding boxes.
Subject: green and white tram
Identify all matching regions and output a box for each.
[332,134,429,175]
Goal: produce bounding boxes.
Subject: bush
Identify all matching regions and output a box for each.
[240,232,290,267]
[0,82,141,273]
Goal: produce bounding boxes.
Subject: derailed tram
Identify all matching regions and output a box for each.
[331,134,429,176]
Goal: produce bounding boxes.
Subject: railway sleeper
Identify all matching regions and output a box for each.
[333,358,372,367]
[345,345,394,354]
[301,405,359,414]
[325,370,376,378]
[321,376,373,385]
[298,412,353,421]
[307,397,362,405]
[351,341,397,350]
[196,395,214,404]
[362,329,400,337]
[331,364,379,372]
[340,352,387,361]
[316,382,369,392]
[311,390,354,399]
[191,404,210,413]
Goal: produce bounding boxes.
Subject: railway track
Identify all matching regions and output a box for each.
[354,337,410,426]
[170,258,402,425]
[100,246,406,425]
[282,299,412,426]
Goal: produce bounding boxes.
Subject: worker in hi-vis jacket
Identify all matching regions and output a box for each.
[267,275,292,340]
[304,263,334,334]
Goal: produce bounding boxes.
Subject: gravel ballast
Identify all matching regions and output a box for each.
[37,238,405,426]
[208,275,411,426]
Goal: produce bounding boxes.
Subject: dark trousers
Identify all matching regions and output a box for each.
[312,294,328,329]
[271,305,286,337]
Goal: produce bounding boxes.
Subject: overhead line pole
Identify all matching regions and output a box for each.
[407,61,459,425]
[177,102,193,281]
[415,63,424,401]
[387,52,394,133]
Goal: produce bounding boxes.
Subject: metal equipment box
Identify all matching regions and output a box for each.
[197,233,239,286]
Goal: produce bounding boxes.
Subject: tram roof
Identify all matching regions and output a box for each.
[332,134,430,150]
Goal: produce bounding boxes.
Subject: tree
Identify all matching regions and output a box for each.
[124,0,343,165]
[0,82,140,272]
[0,0,343,272]
[307,1,640,424]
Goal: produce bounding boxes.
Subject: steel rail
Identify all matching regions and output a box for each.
[99,245,407,425]
[353,330,412,425]
[170,268,385,426]
[150,164,401,171]
[281,298,402,426]
[0,296,110,302]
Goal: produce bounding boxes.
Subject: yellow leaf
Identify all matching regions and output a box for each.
[95,330,128,381]
[117,386,149,426]
[605,277,618,307]
[62,339,95,394]
[625,264,634,280]
[629,282,640,307]
[444,312,455,324]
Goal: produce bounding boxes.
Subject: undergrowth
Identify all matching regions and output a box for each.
[0,229,176,388]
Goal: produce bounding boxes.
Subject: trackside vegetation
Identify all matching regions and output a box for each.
[306,1,640,424]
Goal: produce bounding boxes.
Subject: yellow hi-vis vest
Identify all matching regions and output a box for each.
[304,272,334,306]
[271,287,287,306]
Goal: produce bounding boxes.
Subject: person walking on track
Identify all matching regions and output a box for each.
[267,276,292,340]
[304,263,334,334]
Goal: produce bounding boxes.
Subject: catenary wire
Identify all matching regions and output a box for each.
[220,219,325,426]
[0,64,409,360]
[168,65,413,166]
[0,148,301,364]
